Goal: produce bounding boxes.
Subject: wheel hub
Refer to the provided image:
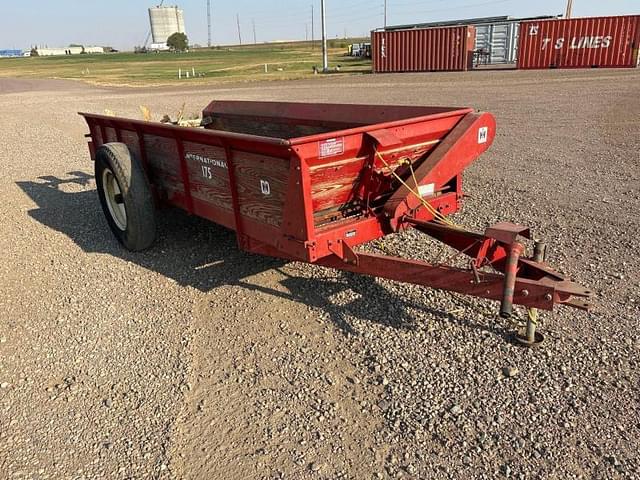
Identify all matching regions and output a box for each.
[102,168,127,230]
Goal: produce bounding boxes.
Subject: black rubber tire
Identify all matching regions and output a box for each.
[95,142,156,251]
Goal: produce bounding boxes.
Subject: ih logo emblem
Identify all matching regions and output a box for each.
[260,179,271,195]
[529,25,539,36]
[478,127,488,144]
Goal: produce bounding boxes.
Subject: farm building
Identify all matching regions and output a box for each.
[31,46,105,56]
[0,49,23,58]
[85,46,106,54]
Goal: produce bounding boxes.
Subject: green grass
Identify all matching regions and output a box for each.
[0,41,372,87]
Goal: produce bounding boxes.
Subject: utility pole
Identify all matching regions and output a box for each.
[207,0,212,47]
[384,0,387,28]
[565,0,573,19]
[320,0,328,71]
[236,13,242,45]
[252,18,257,44]
[311,4,315,50]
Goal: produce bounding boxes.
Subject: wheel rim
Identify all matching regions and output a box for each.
[102,168,127,230]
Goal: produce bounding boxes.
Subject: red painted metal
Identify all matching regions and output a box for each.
[518,15,640,69]
[383,111,496,227]
[371,26,476,73]
[318,251,558,311]
[79,101,593,316]
[500,242,525,318]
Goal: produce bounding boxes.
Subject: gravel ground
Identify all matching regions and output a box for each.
[0,69,638,479]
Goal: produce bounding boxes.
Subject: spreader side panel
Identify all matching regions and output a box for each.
[232,151,289,229]
[304,113,466,226]
[119,130,143,164]
[143,134,185,198]
[183,142,233,212]
[104,127,118,143]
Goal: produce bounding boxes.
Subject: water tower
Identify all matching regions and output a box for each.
[148,5,186,46]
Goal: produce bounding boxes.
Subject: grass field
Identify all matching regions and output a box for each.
[0,41,372,87]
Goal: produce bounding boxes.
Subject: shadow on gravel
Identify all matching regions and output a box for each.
[17,172,506,338]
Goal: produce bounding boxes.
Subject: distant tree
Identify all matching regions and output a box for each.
[30,47,39,57]
[167,32,188,52]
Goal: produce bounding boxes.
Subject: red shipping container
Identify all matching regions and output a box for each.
[518,15,640,69]
[372,26,476,73]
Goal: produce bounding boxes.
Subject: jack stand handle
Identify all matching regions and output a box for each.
[500,242,525,318]
[526,241,547,342]
[534,240,547,262]
[525,311,538,343]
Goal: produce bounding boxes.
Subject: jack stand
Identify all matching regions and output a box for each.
[513,241,546,347]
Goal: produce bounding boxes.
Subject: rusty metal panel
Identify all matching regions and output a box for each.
[372,26,475,73]
[517,15,640,69]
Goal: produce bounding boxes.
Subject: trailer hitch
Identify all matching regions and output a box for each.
[318,219,592,312]
[405,217,593,343]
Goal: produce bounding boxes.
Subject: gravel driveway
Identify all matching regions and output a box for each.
[0,68,638,479]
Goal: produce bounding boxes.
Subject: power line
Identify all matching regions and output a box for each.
[209,0,516,44]
[253,18,257,44]
[237,4,311,21]
[391,0,514,15]
[240,0,374,25]
[207,0,212,47]
[311,4,315,50]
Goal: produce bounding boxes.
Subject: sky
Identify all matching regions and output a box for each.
[1,0,638,50]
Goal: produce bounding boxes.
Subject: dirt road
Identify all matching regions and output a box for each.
[0,69,638,479]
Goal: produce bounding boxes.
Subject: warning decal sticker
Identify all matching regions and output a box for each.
[319,137,345,158]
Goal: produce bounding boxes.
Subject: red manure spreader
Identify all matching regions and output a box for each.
[80,101,592,345]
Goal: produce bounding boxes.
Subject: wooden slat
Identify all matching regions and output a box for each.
[210,116,329,139]
[91,124,103,147]
[309,144,438,216]
[183,142,233,211]
[104,127,117,143]
[120,130,142,163]
[232,151,289,228]
[144,134,184,196]
[175,138,194,213]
